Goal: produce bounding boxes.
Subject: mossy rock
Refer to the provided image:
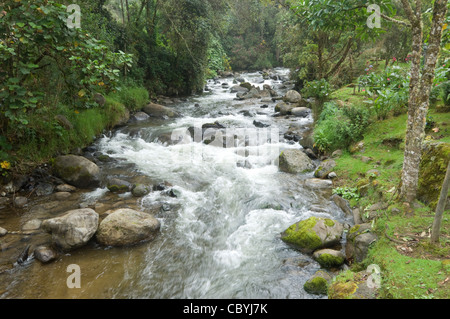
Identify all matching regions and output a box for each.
[239,82,253,91]
[281,216,344,254]
[328,270,378,299]
[53,155,101,189]
[304,270,332,295]
[417,142,450,210]
[313,249,345,268]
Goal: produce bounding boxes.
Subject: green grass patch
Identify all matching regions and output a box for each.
[107,86,149,112]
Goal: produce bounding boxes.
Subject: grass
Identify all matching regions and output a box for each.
[326,84,450,299]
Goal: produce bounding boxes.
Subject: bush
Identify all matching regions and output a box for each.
[301,78,333,102]
[441,81,450,106]
[313,102,372,153]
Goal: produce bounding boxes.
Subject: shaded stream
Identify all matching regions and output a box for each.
[0,68,352,299]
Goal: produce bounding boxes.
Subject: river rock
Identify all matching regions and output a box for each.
[41,208,99,251]
[283,90,302,103]
[281,216,344,254]
[142,103,179,119]
[279,149,315,174]
[304,270,333,295]
[331,194,352,216]
[96,208,161,247]
[0,227,7,237]
[107,178,131,194]
[291,107,311,118]
[56,184,77,192]
[345,224,377,264]
[230,85,249,93]
[314,159,336,179]
[34,245,58,264]
[129,111,150,123]
[54,191,72,200]
[313,249,346,268]
[35,182,55,196]
[13,196,28,208]
[132,184,152,197]
[275,102,294,115]
[53,155,101,189]
[22,219,42,231]
[304,178,333,189]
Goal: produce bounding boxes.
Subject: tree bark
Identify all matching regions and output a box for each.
[400,0,448,202]
[431,160,450,244]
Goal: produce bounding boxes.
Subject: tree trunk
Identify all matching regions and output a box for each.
[431,160,450,244]
[400,0,448,202]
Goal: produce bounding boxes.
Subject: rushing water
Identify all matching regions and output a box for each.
[0,68,351,299]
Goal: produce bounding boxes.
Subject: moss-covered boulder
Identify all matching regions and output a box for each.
[279,149,316,174]
[107,178,131,194]
[304,270,332,295]
[345,223,377,264]
[53,155,101,189]
[418,142,450,210]
[328,270,378,299]
[281,216,344,254]
[313,249,345,268]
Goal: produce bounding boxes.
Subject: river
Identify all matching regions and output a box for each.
[0,68,351,299]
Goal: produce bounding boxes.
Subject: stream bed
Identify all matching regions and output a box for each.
[0,68,352,299]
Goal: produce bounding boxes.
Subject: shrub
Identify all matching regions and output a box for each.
[313,102,372,153]
[302,78,333,102]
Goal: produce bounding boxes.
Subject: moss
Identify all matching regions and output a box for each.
[281,217,322,252]
[417,142,450,209]
[328,281,358,299]
[324,218,335,227]
[304,276,328,295]
[349,224,361,234]
[316,253,345,268]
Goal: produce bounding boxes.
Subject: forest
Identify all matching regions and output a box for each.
[0,0,449,300]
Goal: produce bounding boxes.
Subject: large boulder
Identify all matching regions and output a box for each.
[283,90,302,103]
[279,149,316,174]
[345,223,377,264]
[281,216,344,254]
[417,142,450,210]
[41,208,99,251]
[53,155,101,189]
[96,208,160,247]
[142,103,179,119]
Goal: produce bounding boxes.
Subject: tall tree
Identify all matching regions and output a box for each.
[397,0,448,202]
